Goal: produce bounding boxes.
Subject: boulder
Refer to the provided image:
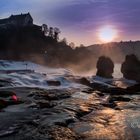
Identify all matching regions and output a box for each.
[78,77,91,87]
[96,56,114,78]
[47,81,61,86]
[126,84,140,92]
[109,96,131,102]
[121,54,140,82]
[37,101,56,108]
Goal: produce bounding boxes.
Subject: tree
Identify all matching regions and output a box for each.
[48,27,54,37]
[79,44,84,47]
[42,24,48,36]
[54,27,61,41]
[69,42,75,49]
[61,38,67,45]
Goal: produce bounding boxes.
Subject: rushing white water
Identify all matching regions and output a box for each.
[0,60,87,90]
[113,63,123,78]
[0,60,137,89]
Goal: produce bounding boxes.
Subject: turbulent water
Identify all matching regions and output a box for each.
[0,60,140,140]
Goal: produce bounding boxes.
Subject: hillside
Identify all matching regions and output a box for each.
[87,41,140,63]
[0,25,93,72]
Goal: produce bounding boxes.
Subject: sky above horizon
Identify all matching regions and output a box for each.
[0,0,140,46]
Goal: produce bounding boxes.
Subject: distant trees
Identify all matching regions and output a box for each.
[60,38,67,45]
[79,44,85,47]
[42,24,61,41]
[69,42,75,49]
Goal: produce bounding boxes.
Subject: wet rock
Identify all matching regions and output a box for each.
[95,86,138,95]
[34,90,71,101]
[0,84,140,140]
[101,95,131,109]
[109,96,131,102]
[0,124,20,138]
[37,101,56,108]
[55,117,76,127]
[127,84,140,92]
[0,84,3,87]
[96,91,105,97]
[77,77,91,87]
[90,82,109,91]
[0,91,16,98]
[0,79,12,87]
[47,81,61,86]
[7,100,24,105]
[26,120,39,127]
[96,56,114,78]
[121,54,140,82]
[48,126,79,140]
[18,122,50,140]
[70,108,136,140]
[0,99,7,109]
[82,88,94,94]
[101,102,117,108]
[20,125,79,140]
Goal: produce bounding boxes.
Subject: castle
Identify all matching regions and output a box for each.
[0,13,33,28]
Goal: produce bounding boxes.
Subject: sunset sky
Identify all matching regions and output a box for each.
[0,0,140,45]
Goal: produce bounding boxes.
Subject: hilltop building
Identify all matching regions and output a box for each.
[0,13,33,28]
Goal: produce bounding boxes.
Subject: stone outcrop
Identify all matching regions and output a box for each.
[96,56,114,78]
[121,54,140,82]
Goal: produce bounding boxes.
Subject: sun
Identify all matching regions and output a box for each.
[98,26,117,43]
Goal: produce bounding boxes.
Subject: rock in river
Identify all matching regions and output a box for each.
[96,56,114,78]
[121,54,140,82]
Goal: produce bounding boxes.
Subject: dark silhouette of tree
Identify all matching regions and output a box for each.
[61,38,67,45]
[69,42,75,49]
[42,24,48,36]
[49,27,54,37]
[54,27,61,41]
[79,44,85,47]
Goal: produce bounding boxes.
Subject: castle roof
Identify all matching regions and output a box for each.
[9,13,32,20]
[0,13,33,25]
